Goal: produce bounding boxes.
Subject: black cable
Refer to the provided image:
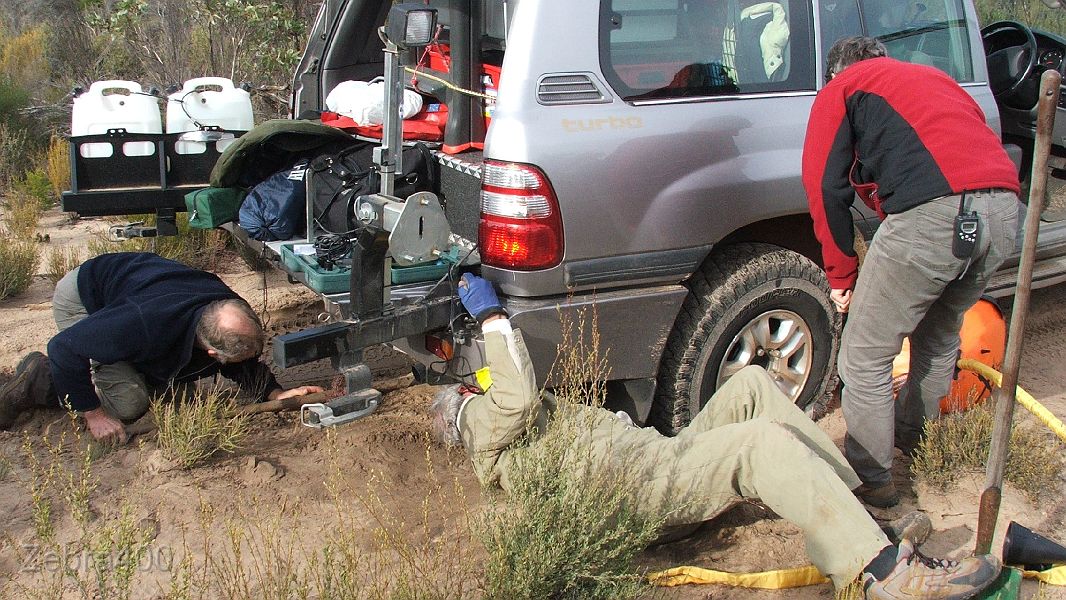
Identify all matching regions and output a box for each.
[313,234,352,270]
[165,89,205,130]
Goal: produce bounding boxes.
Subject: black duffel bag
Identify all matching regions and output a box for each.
[310,142,437,235]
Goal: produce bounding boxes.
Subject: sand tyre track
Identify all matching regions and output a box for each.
[651,243,842,434]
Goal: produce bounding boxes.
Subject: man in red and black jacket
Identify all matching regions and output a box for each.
[802,37,1020,508]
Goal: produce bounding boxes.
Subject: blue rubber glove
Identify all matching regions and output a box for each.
[457,273,506,323]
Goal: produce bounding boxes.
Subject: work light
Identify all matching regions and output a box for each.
[386,4,438,48]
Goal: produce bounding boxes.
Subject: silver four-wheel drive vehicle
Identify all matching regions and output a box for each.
[63,0,1066,431]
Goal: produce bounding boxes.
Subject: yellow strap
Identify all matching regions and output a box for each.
[1023,565,1066,585]
[475,367,493,392]
[649,565,828,589]
[957,359,1066,444]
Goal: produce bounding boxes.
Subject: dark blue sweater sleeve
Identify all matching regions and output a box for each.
[47,311,150,412]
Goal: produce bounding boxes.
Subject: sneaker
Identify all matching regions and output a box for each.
[0,352,54,429]
[882,511,933,547]
[857,481,901,509]
[863,540,1001,600]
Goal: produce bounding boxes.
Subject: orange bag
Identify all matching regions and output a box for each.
[891,298,1006,414]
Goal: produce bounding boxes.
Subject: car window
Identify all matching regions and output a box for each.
[860,0,974,82]
[820,1,863,58]
[600,0,816,101]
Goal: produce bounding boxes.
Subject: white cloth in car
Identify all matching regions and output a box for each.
[325,78,424,126]
[743,2,790,80]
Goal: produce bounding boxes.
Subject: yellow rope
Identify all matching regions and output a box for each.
[649,565,828,588]
[404,66,494,100]
[957,358,1066,444]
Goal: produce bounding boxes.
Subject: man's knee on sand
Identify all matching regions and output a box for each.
[715,365,796,414]
[91,363,152,422]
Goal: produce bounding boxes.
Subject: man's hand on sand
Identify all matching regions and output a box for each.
[83,407,128,444]
[269,386,325,402]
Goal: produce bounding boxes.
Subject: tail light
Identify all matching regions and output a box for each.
[478,160,563,270]
[425,334,454,361]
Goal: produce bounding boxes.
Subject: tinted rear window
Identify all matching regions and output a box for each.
[599,0,816,100]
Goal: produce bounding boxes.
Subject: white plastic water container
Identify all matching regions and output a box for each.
[166,77,253,154]
[71,80,162,158]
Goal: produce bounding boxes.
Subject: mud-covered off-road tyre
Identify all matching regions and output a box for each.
[651,243,841,435]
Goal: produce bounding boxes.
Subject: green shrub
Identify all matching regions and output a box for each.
[478,307,663,600]
[0,236,39,300]
[14,168,55,208]
[0,77,30,127]
[0,121,32,185]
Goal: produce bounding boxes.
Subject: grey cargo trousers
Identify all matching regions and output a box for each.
[52,267,164,420]
[460,330,890,587]
[840,190,1019,486]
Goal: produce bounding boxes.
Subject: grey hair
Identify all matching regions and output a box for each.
[196,299,266,362]
[826,36,887,80]
[430,384,466,446]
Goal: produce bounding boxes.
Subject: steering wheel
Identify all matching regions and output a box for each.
[981,20,1039,99]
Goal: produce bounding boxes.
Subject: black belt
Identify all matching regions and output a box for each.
[966,188,1014,194]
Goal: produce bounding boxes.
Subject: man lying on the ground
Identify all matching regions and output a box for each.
[0,252,321,442]
[430,273,1001,600]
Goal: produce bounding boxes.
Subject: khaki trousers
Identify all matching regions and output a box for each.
[470,329,889,588]
[598,366,889,587]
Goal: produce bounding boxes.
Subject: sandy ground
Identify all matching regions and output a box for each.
[0,208,1064,599]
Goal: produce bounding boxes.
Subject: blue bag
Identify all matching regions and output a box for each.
[238,159,310,241]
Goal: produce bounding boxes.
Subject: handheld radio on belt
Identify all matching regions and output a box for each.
[953,191,979,262]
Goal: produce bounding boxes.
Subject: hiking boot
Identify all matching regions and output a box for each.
[856,481,900,509]
[882,511,933,547]
[0,352,55,429]
[863,539,1001,600]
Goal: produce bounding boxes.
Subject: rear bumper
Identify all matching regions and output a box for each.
[394,283,689,385]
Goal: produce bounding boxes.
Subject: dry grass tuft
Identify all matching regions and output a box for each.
[46,245,82,285]
[3,188,43,238]
[0,236,39,300]
[153,387,250,470]
[912,401,1062,500]
[82,213,232,271]
[45,134,71,199]
[836,578,865,600]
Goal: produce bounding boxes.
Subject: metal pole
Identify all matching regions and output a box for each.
[379,37,404,196]
[974,68,1061,556]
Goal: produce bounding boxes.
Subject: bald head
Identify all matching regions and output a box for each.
[196,299,266,363]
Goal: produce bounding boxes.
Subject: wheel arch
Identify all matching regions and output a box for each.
[713,213,825,270]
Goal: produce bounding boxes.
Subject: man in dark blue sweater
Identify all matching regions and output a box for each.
[0,252,321,442]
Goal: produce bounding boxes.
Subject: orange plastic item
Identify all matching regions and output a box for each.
[891,298,1006,414]
[422,43,500,148]
[319,110,445,141]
